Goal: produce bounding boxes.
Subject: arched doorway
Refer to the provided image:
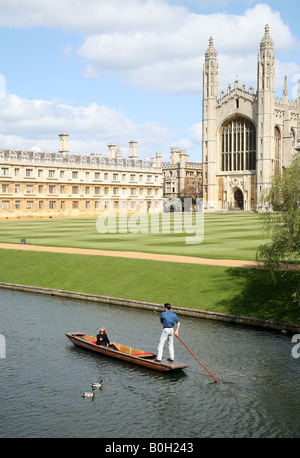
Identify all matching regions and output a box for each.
[234,189,243,209]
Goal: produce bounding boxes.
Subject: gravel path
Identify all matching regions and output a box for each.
[0,242,258,268]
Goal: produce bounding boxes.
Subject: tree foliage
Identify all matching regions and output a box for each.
[256,154,300,305]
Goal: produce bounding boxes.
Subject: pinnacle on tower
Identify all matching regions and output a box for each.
[260,24,273,50]
[283,75,288,98]
[205,36,217,59]
[116,144,122,158]
[257,24,275,93]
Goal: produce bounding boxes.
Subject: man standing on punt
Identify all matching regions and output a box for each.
[156,303,180,363]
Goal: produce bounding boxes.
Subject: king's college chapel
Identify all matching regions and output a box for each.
[202,25,299,211]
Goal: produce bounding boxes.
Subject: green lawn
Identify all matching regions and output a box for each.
[0,213,266,260]
[0,249,298,324]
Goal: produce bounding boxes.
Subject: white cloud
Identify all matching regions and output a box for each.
[174,122,202,152]
[0,0,188,34]
[168,0,250,5]
[0,2,298,94]
[0,93,173,157]
[76,3,298,93]
[188,122,202,144]
[62,45,73,59]
[122,57,203,93]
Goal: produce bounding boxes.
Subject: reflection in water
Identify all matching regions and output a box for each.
[0,288,300,438]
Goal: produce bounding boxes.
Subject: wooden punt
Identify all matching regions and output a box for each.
[65,332,189,372]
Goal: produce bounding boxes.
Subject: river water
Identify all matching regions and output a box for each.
[1,288,300,439]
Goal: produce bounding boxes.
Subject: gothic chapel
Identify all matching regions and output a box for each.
[202,25,300,211]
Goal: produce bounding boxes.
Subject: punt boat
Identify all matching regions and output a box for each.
[65,332,189,372]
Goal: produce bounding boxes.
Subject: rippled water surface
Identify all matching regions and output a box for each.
[1,288,300,438]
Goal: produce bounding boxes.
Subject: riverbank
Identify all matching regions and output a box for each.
[0,247,299,328]
[1,281,299,333]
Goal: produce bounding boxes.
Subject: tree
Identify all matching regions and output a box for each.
[182,177,202,206]
[256,153,300,305]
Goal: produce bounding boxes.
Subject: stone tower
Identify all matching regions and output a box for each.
[256,24,275,206]
[202,37,219,211]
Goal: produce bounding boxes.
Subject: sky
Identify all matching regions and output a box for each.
[0,0,299,162]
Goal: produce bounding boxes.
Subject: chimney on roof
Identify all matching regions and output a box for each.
[129,140,138,158]
[108,143,116,158]
[59,132,69,155]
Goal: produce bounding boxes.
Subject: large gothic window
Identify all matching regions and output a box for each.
[220,116,256,172]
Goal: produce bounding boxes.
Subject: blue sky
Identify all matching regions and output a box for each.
[0,0,299,162]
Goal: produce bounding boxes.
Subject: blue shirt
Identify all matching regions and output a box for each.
[160,310,179,328]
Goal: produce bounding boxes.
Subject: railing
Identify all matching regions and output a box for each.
[0,150,157,171]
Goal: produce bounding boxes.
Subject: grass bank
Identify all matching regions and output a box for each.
[0,249,299,325]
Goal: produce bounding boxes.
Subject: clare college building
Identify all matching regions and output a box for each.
[202,25,300,211]
[0,134,163,218]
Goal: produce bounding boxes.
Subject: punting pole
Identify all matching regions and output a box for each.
[153,309,222,384]
[175,334,222,384]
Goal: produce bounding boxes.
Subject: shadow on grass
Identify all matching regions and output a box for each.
[217,267,300,324]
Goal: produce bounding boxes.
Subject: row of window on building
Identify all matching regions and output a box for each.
[2,199,161,210]
[1,184,160,196]
[1,167,160,183]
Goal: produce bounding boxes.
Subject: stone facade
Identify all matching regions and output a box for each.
[0,135,163,219]
[202,25,299,212]
[163,147,202,205]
